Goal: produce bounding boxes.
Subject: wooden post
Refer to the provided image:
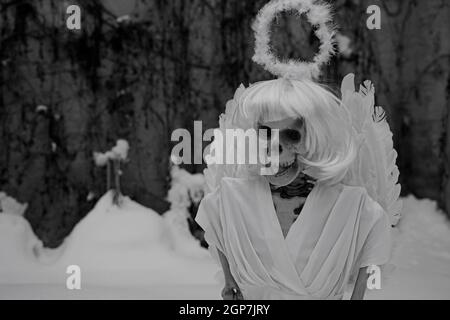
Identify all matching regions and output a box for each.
[112,158,122,206]
[106,160,111,191]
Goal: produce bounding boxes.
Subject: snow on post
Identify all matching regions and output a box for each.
[93,139,130,206]
[164,159,208,250]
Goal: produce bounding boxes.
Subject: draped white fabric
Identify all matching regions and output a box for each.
[196,177,391,300]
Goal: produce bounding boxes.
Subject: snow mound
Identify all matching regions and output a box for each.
[0,213,62,284]
[56,192,218,286]
[0,214,42,268]
[0,192,41,272]
[164,208,210,258]
[0,191,220,288]
[63,191,169,248]
[0,192,28,216]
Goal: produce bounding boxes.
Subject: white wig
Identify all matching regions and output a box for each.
[235,78,356,184]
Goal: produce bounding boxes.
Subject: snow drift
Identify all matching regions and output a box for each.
[0,191,220,289]
[1,191,449,299]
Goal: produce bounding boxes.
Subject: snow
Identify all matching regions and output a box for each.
[57,192,218,287]
[167,183,191,209]
[93,139,130,166]
[35,105,48,113]
[111,140,129,160]
[93,152,109,167]
[364,196,450,300]
[0,214,43,271]
[86,191,96,201]
[116,15,131,23]
[0,191,221,298]
[167,165,205,208]
[163,207,210,259]
[0,193,449,300]
[163,164,209,257]
[0,192,28,216]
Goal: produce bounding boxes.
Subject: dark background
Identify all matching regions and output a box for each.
[0,0,449,247]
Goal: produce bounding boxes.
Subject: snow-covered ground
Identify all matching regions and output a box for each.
[0,193,449,300]
[365,196,450,300]
[0,191,222,299]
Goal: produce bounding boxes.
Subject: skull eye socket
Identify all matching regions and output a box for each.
[281,129,301,143]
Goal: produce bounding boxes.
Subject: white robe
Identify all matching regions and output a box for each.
[196,176,391,300]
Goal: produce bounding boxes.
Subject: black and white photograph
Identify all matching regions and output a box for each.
[0,0,449,306]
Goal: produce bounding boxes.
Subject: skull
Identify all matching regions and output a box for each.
[258,118,306,187]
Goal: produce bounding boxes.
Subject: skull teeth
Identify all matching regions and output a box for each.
[280,159,295,168]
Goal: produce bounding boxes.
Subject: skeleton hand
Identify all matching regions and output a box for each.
[222,282,243,300]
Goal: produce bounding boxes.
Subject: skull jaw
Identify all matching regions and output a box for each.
[266,158,303,187]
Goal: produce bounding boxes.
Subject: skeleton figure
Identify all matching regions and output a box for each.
[196,0,400,301]
[197,77,399,300]
[256,117,315,236]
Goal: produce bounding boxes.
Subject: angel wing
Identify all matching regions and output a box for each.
[341,73,402,226]
[203,84,250,194]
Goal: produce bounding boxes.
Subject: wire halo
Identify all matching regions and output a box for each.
[252,0,336,80]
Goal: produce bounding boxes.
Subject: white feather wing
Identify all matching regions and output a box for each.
[342,73,402,226]
[203,84,250,194]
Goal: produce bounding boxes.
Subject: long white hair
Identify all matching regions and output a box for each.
[234,78,356,185]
